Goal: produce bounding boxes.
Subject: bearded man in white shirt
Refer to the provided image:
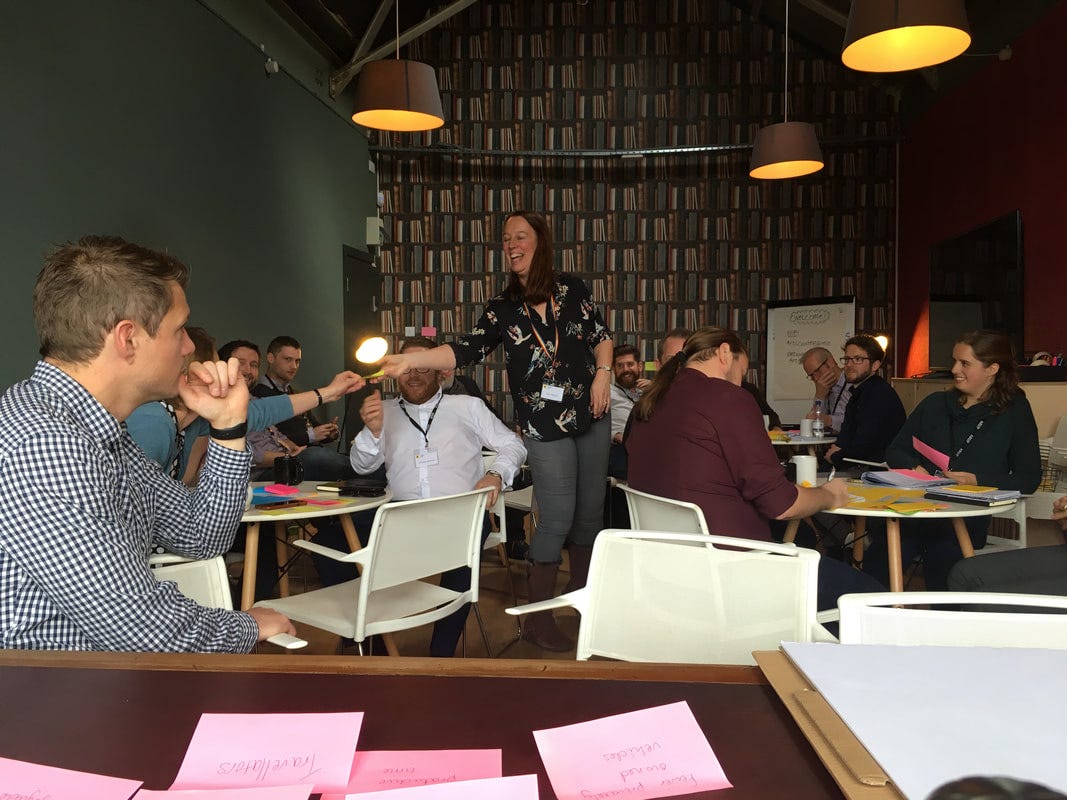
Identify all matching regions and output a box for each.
[349,336,526,656]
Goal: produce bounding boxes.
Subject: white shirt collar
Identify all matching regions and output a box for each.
[399,387,444,411]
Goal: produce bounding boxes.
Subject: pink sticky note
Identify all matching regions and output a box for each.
[306,498,343,506]
[334,774,538,800]
[264,484,300,496]
[533,701,732,800]
[0,755,142,800]
[331,749,501,796]
[893,468,944,482]
[912,436,950,471]
[137,786,313,799]
[420,326,437,337]
[171,712,364,794]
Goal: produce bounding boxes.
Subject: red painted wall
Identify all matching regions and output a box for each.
[898,2,1067,376]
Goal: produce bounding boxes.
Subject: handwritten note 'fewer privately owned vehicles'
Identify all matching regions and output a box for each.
[533,701,732,800]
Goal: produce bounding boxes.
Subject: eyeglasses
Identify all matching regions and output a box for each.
[840,356,870,365]
[402,367,432,375]
[805,358,830,379]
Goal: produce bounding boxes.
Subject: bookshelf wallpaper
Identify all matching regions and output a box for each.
[372,0,897,423]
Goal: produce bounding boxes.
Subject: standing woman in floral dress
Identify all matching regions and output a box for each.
[380,211,613,651]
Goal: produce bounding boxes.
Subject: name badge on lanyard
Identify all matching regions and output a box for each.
[527,298,564,403]
[401,395,443,469]
[414,447,439,468]
[541,383,565,402]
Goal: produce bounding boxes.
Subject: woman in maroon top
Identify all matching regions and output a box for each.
[627,327,878,609]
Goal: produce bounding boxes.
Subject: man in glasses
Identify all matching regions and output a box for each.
[801,346,851,433]
[823,335,905,470]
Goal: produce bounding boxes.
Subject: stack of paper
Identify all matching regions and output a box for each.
[923,485,1022,507]
[860,469,955,489]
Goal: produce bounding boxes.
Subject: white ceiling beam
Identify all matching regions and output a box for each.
[330,0,480,99]
[354,0,394,60]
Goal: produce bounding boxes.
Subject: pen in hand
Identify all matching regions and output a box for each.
[828,467,836,483]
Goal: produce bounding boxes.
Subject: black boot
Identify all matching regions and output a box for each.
[521,562,574,652]
[563,544,593,594]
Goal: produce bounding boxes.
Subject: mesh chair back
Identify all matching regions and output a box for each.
[838,592,1067,648]
[580,530,820,664]
[619,486,709,535]
[149,555,232,610]
[361,489,489,594]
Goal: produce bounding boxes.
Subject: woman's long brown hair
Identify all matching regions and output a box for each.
[503,211,555,304]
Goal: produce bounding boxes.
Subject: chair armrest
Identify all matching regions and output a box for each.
[148,552,190,566]
[291,538,368,563]
[506,597,571,616]
[811,623,839,643]
[266,633,308,650]
[815,608,840,625]
[506,588,587,616]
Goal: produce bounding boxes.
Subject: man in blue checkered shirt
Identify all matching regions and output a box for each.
[0,236,295,651]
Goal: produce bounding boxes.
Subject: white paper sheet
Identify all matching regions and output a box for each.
[782,642,1067,799]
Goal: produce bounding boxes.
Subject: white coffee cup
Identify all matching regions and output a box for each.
[791,454,817,487]
[799,418,814,437]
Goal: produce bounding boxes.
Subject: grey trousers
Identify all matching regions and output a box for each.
[948,544,1067,595]
[524,415,610,563]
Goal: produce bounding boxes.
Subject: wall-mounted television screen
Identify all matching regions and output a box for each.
[929,210,1023,370]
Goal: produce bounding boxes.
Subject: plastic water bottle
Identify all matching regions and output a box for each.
[812,399,825,439]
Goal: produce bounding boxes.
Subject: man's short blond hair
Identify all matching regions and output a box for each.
[34,235,188,364]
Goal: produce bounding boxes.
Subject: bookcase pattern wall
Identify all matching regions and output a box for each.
[373,0,896,422]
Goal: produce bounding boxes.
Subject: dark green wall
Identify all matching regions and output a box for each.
[0,1,376,390]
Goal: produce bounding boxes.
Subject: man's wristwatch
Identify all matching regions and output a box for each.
[485,469,502,482]
[209,421,248,440]
[595,365,611,373]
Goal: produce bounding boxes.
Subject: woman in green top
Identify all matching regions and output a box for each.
[868,330,1041,589]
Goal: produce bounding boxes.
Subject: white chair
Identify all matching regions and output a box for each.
[618,485,709,535]
[255,488,491,655]
[837,591,1067,648]
[1051,413,1067,473]
[149,553,306,649]
[981,498,1028,553]
[482,452,521,627]
[149,553,234,609]
[506,530,834,665]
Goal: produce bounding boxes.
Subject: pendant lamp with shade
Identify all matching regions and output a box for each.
[842,0,971,73]
[749,0,824,180]
[352,2,444,132]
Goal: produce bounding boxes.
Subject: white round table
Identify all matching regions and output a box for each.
[771,434,836,457]
[822,496,1011,592]
[240,481,392,611]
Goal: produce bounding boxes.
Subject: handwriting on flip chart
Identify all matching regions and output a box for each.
[533,701,731,800]
[171,712,363,794]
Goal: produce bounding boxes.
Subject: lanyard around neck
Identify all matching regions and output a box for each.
[399,395,443,447]
[161,401,184,479]
[829,376,846,416]
[948,413,988,465]
[525,298,560,370]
